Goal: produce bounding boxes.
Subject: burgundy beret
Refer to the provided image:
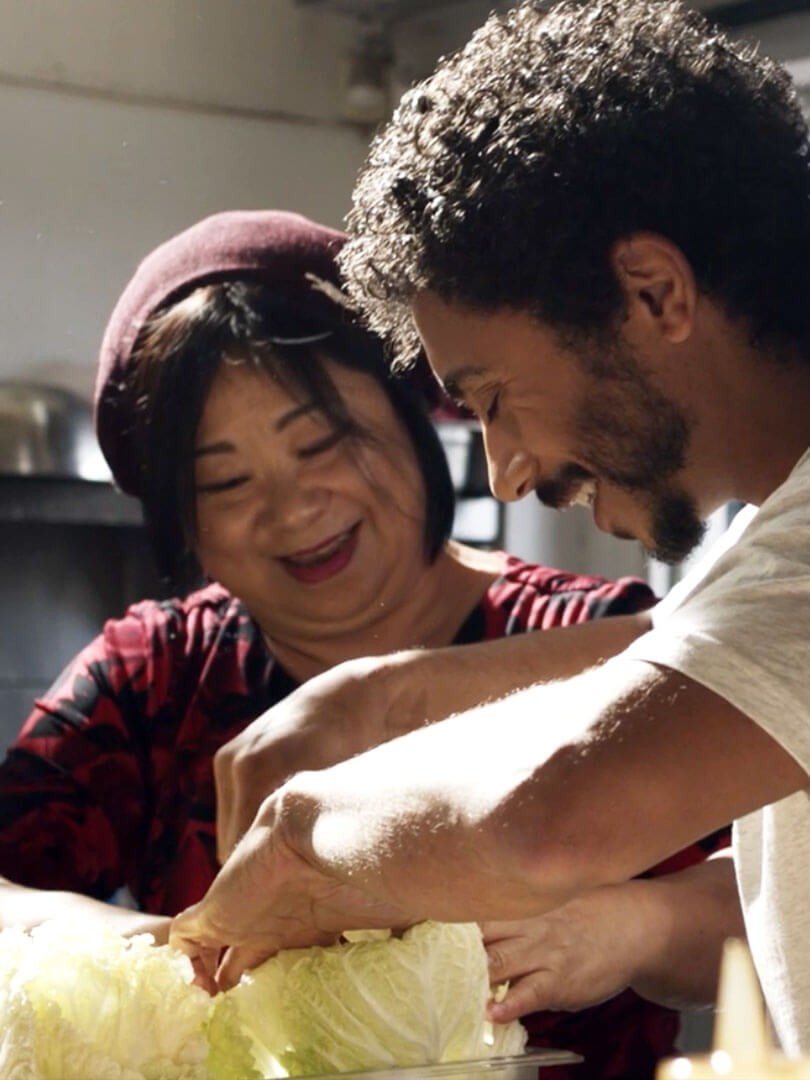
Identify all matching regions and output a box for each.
[94,209,346,496]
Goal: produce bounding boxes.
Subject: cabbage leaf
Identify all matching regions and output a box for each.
[0,922,257,1080]
[214,921,527,1076]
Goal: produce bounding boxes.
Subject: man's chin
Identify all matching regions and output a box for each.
[608,525,637,544]
[604,495,707,566]
[648,519,708,565]
[606,526,683,565]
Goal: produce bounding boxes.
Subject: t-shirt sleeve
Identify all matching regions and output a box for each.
[624,453,810,776]
[0,603,166,899]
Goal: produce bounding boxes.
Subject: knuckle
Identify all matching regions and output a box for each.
[486,944,507,976]
[214,737,235,764]
[519,975,556,1013]
[212,747,229,781]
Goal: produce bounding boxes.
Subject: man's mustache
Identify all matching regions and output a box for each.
[533,464,594,510]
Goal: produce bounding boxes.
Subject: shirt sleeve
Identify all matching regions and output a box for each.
[625,454,810,777]
[0,603,165,899]
[483,554,657,635]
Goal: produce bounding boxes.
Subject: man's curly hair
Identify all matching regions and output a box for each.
[340,0,810,368]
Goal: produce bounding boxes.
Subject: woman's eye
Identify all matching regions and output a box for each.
[298,430,346,459]
[195,475,249,495]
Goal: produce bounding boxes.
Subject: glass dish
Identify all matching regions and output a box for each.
[302,1047,583,1078]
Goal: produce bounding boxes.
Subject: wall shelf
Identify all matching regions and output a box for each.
[0,477,143,528]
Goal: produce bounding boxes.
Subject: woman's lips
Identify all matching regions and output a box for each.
[280,525,360,585]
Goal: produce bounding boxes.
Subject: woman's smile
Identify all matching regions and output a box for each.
[279,523,360,585]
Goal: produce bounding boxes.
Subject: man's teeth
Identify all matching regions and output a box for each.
[569,479,596,508]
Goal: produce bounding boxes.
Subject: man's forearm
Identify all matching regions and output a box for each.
[293,658,803,925]
[174,656,805,974]
[380,611,652,740]
[213,612,652,861]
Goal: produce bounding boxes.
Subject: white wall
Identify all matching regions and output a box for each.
[2,0,809,585]
[0,0,370,399]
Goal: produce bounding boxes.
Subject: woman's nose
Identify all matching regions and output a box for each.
[268,478,329,531]
[486,447,536,502]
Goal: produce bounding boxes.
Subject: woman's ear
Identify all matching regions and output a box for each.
[611,233,697,344]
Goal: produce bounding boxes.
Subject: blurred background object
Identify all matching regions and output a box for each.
[0,381,110,481]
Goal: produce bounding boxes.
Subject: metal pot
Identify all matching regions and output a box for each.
[0,380,110,482]
[305,1049,582,1078]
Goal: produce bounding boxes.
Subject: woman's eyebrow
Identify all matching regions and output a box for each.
[195,403,318,455]
[194,440,235,458]
[274,402,317,431]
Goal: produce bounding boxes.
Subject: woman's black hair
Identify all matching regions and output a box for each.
[128,280,455,589]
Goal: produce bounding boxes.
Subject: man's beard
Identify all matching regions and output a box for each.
[538,331,709,565]
[645,486,707,564]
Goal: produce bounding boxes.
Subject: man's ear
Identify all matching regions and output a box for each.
[611,233,697,344]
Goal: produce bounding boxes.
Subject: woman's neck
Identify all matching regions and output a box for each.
[264,541,505,685]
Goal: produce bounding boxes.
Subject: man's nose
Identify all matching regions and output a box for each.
[485,441,536,502]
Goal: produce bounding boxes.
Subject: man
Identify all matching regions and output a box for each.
[170,0,810,1055]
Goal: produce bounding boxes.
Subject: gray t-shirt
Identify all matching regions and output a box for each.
[623,448,810,1055]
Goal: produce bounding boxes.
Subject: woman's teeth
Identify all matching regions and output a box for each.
[287,530,352,566]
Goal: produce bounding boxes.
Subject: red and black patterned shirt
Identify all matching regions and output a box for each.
[0,552,728,1079]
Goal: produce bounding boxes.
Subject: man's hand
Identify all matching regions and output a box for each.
[214,653,430,864]
[172,784,415,991]
[197,656,767,1003]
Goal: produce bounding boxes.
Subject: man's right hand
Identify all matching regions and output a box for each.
[214,651,430,863]
[172,782,417,991]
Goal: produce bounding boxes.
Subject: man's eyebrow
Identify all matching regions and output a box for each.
[440,366,488,403]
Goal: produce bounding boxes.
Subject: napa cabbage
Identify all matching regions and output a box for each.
[0,920,526,1079]
[0,922,257,1080]
[211,922,527,1077]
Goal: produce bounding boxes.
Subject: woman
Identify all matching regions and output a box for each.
[0,211,726,1078]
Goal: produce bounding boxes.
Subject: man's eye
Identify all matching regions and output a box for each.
[448,393,474,417]
[195,476,248,495]
[485,391,501,422]
[298,430,346,459]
